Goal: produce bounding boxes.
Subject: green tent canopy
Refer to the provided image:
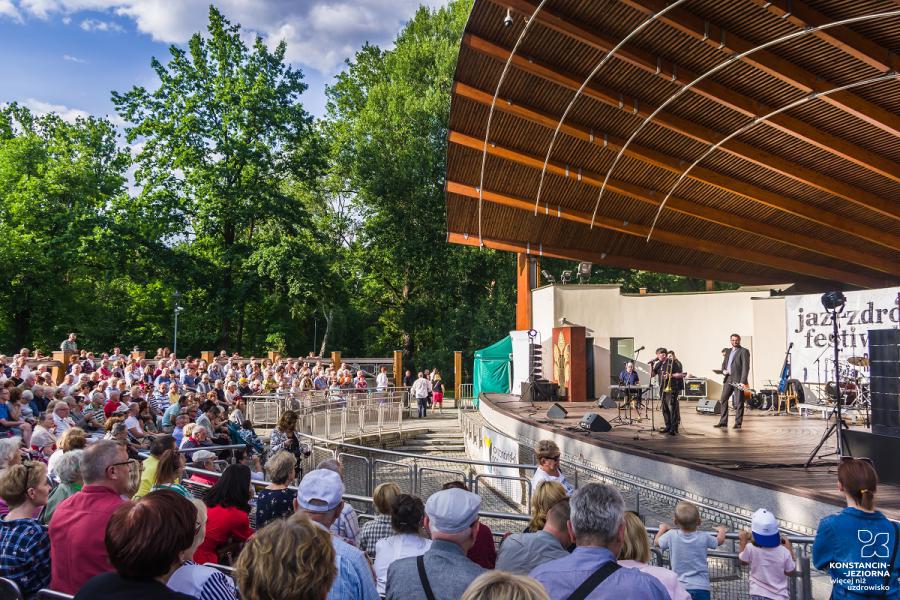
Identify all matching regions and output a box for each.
[473,335,512,403]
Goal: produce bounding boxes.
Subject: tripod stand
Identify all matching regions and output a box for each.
[806,299,846,467]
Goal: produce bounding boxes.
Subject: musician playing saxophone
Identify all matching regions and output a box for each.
[650,347,684,436]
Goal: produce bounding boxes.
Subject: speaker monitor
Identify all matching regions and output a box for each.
[580,412,612,433]
[696,398,722,414]
[597,394,617,409]
[546,403,568,420]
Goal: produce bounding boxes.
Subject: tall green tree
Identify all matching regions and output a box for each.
[0,105,130,350]
[112,6,323,352]
[325,0,516,371]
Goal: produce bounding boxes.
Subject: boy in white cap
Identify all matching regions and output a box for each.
[385,488,485,600]
[295,469,378,600]
[738,509,796,600]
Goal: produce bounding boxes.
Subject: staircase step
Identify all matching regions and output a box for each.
[405,438,462,446]
[394,444,466,452]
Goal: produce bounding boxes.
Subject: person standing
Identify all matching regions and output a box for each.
[716,334,751,430]
[651,348,682,436]
[410,373,431,419]
[60,333,78,354]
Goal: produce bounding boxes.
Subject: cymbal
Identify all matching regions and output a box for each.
[847,356,870,367]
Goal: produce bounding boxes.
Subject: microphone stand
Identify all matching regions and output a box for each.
[812,344,830,403]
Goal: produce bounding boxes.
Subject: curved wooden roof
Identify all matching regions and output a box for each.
[445,0,900,288]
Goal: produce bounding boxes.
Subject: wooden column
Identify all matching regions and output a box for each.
[706,280,715,291]
[331,351,341,371]
[454,351,463,399]
[393,350,403,387]
[516,253,539,330]
[51,352,72,385]
[200,351,215,363]
[131,351,146,361]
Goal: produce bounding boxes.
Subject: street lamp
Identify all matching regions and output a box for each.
[173,291,184,356]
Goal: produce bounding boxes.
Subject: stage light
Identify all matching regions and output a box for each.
[821,291,846,312]
[577,262,592,283]
[561,270,573,284]
[541,269,555,284]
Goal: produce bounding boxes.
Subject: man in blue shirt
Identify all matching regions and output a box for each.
[530,482,669,599]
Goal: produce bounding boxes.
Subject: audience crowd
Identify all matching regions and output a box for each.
[0,344,893,599]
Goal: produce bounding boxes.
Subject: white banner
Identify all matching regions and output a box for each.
[481,426,523,504]
[786,287,900,382]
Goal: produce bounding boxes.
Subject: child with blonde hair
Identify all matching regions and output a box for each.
[654,500,726,600]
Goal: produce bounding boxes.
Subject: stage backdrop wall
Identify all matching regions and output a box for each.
[531,285,782,399]
[785,288,900,383]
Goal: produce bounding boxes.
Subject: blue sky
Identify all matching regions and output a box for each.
[0,0,448,121]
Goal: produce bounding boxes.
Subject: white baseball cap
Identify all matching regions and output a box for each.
[425,488,481,534]
[751,508,781,548]
[297,469,344,512]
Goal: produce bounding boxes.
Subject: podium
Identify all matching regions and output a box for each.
[551,325,587,402]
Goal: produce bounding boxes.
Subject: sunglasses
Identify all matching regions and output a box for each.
[542,455,561,462]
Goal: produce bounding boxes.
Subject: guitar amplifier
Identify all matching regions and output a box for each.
[683,378,707,398]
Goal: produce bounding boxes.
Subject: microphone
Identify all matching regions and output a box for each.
[648,358,659,365]
[635,345,645,353]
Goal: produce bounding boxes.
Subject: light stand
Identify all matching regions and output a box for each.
[806,291,847,467]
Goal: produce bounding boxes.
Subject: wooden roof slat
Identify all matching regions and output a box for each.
[496,0,900,188]
[451,77,900,253]
[618,0,900,137]
[452,83,898,275]
[448,231,802,286]
[461,35,900,236]
[747,0,900,72]
[447,181,888,287]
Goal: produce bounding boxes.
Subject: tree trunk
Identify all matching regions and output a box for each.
[13,306,30,350]
[318,308,333,357]
[219,221,235,351]
[236,300,245,355]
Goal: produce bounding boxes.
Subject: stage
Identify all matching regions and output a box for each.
[479,393,900,525]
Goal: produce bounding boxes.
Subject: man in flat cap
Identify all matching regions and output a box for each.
[295,469,378,600]
[385,487,485,600]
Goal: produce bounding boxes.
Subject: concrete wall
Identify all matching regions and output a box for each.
[531,285,787,398]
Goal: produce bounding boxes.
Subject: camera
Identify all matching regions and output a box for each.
[504,8,513,27]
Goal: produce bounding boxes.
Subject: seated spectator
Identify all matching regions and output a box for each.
[30,412,56,454]
[172,414,189,448]
[168,498,238,600]
[50,440,135,594]
[193,464,254,565]
[228,398,246,425]
[82,391,107,431]
[74,489,196,599]
[237,419,263,455]
[374,493,431,595]
[103,390,125,418]
[358,482,401,559]
[318,458,360,546]
[234,514,336,600]
[385,488,485,600]
[0,460,52,598]
[443,481,496,568]
[619,511,691,600]
[186,449,219,486]
[47,426,87,481]
[195,402,219,438]
[654,501,726,600]
[738,509,796,600]
[0,438,24,518]
[295,469,378,600]
[181,426,214,461]
[162,396,187,433]
[153,449,193,498]
[134,435,177,500]
[255,451,296,529]
[41,449,83,525]
[525,481,569,533]
[179,423,196,449]
[140,401,159,434]
[531,483,669,599]
[531,440,574,495]
[497,498,571,574]
[0,386,31,446]
[813,457,900,598]
[461,571,550,600]
[124,402,149,441]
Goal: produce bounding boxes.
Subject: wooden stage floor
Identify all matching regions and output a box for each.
[483,394,900,520]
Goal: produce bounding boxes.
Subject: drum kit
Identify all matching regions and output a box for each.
[824,355,871,408]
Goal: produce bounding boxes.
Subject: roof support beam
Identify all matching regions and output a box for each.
[452,82,898,274]
[464,35,900,218]
[449,128,900,272]
[494,0,900,187]
[448,181,887,288]
[448,232,800,286]
[747,0,900,72]
[618,0,900,137]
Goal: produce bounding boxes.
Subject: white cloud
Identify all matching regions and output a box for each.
[21,98,89,123]
[0,0,22,22]
[62,53,87,63]
[8,0,451,74]
[80,17,123,32]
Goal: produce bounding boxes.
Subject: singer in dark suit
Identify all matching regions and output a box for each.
[716,333,751,429]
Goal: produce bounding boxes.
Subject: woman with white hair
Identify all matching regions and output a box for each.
[41,449,84,525]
